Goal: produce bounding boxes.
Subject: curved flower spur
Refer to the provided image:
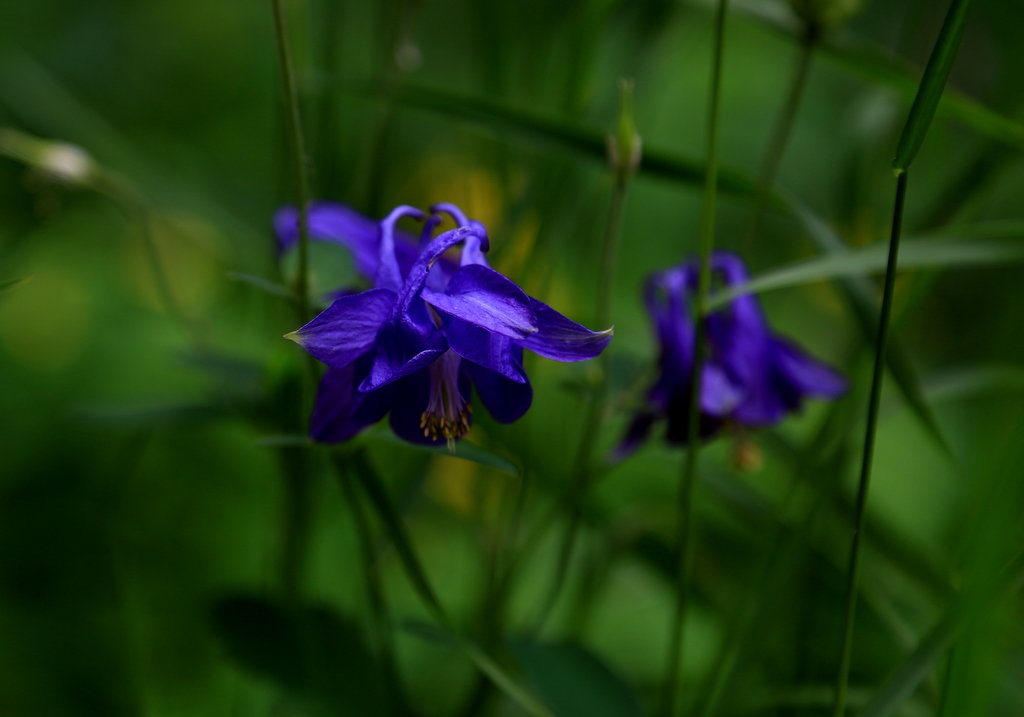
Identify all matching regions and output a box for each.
[285,203,613,449]
[618,251,846,457]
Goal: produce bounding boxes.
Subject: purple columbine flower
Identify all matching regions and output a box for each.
[274,202,459,295]
[285,203,613,448]
[618,252,846,456]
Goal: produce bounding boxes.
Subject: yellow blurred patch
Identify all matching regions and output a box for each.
[120,211,225,312]
[494,213,539,281]
[0,270,91,371]
[425,452,507,520]
[425,454,479,516]
[401,152,505,232]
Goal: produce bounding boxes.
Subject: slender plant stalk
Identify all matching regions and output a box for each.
[0,128,206,348]
[597,136,632,330]
[937,644,958,717]
[832,1,972,710]
[831,171,908,716]
[697,409,850,717]
[344,450,556,717]
[360,1,406,213]
[276,447,312,603]
[532,176,628,631]
[270,0,313,324]
[86,169,208,348]
[455,470,531,717]
[270,0,318,614]
[742,25,817,253]
[664,3,729,716]
[334,460,408,715]
[315,0,345,197]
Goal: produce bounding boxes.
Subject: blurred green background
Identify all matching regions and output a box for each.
[2,0,1023,715]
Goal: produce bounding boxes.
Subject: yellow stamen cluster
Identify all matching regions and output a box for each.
[420,404,472,451]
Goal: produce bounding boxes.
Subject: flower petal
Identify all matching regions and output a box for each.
[422,264,537,339]
[664,394,725,443]
[443,317,527,383]
[396,226,485,316]
[386,373,435,445]
[274,202,429,284]
[516,298,613,361]
[376,205,424,292]
[613,410,657,460]
[286,288,394,369]
[731,385,790,426]
[464,360,533,424]
[275,202,381,279]
[701,363,743,415]
[771,337,848,398]
[387,372,468,446]
[360,320,446,391]
[310,361,393,443]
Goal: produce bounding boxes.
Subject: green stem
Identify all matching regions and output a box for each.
[937,644,958,717]
[742,25,817,253]
[277,446,312,602]
[532,177,628,632]
[664,2,729,716]
[315,0,345,197]
[270,0,313,324]
[831,170,909,717]
[270,0,319,614]
[90,170,207,348]
[360,1,406,213]
[598,169,629,332]
[697,408,848,717]
[345,450,556,717]
[334,458,407,715]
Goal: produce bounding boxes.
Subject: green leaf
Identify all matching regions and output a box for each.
[389,83,758,198]
[398,618,460,647]
[858,550,1024,717]
[735,4,1024,153]
[343,449,554,717]
[211,595,386,716]
[509,641,647,717]
[788,198,951,456]
[892,0,974,171]
[0,276,31,294]
[856,614,958,717]
[707,232,1024,309]
[257,433,314,447]
[227,270,292,299]
[924,364,1024,404]
[72,402,219,427]
[366,429,521,476]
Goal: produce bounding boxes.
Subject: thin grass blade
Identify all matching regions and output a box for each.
[388,83,758,198]
[791,200,950,455]
[708,232,1024,309]
[892,0,974,172]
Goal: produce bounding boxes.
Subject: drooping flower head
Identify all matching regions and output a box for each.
[618,252,846,456]
[282,202,613,448]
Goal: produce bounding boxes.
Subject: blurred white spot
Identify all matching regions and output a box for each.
[39,143,94,185]
[395,41,422,72]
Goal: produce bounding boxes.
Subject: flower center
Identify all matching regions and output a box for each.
[420,350,471,449]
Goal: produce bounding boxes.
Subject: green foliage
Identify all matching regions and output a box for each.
[212,595,387,716]
[510,641,648,717]
[892,0,974,172]
[1,1,1023,716]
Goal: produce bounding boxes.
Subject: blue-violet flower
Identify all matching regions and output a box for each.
[618,252,846,456]
[283,202,613,448]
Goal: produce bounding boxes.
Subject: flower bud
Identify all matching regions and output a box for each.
[607,78,642,182]
[39,143,94,185]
